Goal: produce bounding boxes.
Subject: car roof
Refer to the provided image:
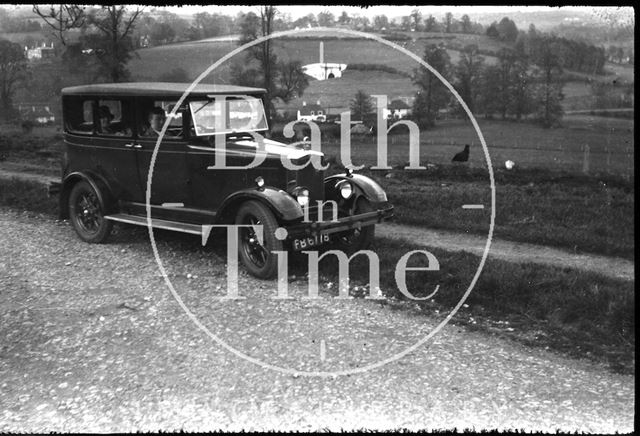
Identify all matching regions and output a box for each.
[61,82,266,98]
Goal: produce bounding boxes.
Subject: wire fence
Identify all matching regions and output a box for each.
[387,137,635,178]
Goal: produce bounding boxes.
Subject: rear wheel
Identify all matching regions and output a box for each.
[333,197,375,254]
[235,201,283,279]
[68,180,112,243]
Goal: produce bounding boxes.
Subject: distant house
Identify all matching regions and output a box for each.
[301,41,347,81]
[19,104,55,125]
[302,62,347,80]
[384,99,412,120]
[297,101,326,122]
[25,42,55,61]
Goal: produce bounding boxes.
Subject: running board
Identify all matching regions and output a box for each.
[105,213,203,235]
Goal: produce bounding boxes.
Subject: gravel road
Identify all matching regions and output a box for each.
[0,208,634,432]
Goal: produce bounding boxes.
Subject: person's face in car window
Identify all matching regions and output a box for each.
[99,115,111,131]
[149,112,166,132]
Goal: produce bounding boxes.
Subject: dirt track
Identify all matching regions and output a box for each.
[380,223,634,281]
[0,208,634,432]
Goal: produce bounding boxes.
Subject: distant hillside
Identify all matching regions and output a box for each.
[466,9,601,31]
[128,34,500,83]
[0,31,43,43]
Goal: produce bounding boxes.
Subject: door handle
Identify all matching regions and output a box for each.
[124,143,134,148]
[133,144,143,149]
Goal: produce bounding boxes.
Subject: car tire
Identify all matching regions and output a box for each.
[68,180,112,243]
[333,197,375,254]
[235,200,283,279]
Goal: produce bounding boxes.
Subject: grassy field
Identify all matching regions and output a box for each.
[128,36,614,117]
[281,70,417,114]
[127,33,634,104]
[128,35,496,83]
[603,62,635,83]
[305,116,635,176]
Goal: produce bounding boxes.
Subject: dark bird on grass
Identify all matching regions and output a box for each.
[452,144,470,162]
[0,154,6,162]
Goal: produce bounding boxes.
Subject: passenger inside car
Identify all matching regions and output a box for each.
[140,106,182,138]
[97,105,131,136]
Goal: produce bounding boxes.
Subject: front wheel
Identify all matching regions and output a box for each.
[332,197,375,254]
[235,201,283,279]
[68,180,112,243]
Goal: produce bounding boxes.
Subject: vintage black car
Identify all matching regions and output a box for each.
[57,82,393,278]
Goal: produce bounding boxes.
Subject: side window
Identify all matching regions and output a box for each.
[97,99,132,137]
[65,98,94,134]
[138,100,184,139]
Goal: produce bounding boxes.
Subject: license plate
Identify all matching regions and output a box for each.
[292,233,330,251]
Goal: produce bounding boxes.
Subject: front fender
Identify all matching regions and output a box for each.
[325,173,388,203]
[59,171,115,219]
[216,187,303,224]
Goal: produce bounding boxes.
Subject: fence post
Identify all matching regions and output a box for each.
[582,144,590,174]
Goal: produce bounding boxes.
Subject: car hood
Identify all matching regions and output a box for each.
[189,137,324,162]
[235,138,324,161]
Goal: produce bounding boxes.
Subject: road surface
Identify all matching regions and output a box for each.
[0,208,634,432]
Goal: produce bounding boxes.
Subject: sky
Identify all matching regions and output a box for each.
[161,5,602,20]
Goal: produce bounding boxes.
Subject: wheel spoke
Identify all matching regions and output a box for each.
[239,213,269,268]
[74,192,102,233]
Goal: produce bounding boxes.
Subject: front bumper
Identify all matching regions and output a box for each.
[285,204,394,239]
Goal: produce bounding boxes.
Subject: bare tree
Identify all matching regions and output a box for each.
[233,6,308,125]
[32,4,86,45]
[460,14,471,34]
[410,9,422,31]
[454,44,484,113]
[276,60,308,103]
[0,39,27,119]
[443,12,453,33]
[533,39,564,127]
[424,15,437,32]
[83,5,143,82]
[412,44,451,128]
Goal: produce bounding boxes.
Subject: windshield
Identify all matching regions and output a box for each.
[189,96,268,136]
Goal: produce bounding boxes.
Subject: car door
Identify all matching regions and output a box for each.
[186,140,252,211]
[91,97,141,202]
[134,99,189,206]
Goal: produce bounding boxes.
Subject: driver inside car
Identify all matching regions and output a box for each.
[140,106,182,138]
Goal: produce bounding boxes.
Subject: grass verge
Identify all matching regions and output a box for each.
[328,162,635,260]
[0,177,58,215]
[292,237,635,374]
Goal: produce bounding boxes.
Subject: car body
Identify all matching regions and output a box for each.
[56,82,393,278]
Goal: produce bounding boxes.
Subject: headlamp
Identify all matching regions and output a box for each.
[295,187,309,207]
[336,180,353,199]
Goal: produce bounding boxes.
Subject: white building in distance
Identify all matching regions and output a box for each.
[301,41,347,81]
